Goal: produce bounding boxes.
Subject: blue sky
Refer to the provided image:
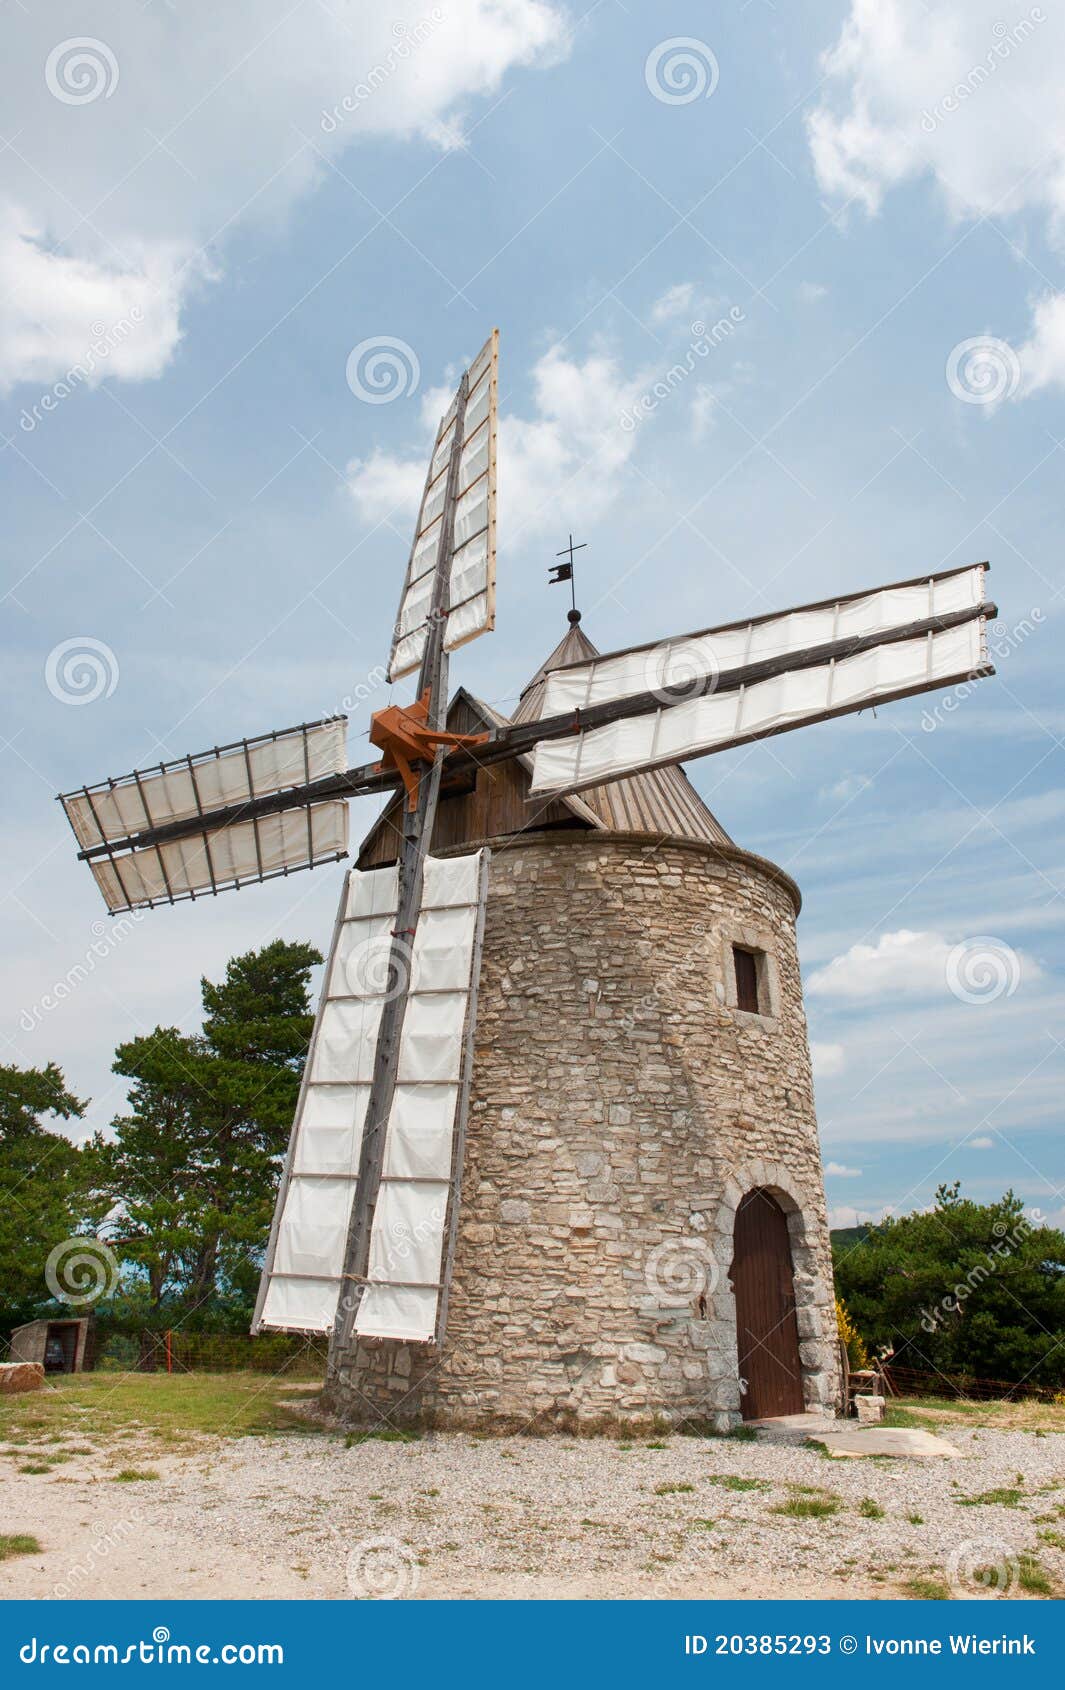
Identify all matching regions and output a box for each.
[2,1,1063,1234]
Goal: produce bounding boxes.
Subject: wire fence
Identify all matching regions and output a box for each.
[105,1330,329,1377]
[883,1363,1064,1404]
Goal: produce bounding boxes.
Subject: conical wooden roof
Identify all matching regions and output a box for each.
[510,618,733,847]
[357,619,732,867]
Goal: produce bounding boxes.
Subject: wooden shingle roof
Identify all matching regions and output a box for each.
[509,621,734,848]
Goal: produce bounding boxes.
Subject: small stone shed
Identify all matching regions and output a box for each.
[9,1316,93,1374]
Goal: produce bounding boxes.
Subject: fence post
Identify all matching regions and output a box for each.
[166,1330,172,1375]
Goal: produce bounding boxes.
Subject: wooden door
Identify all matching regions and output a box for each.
[731,1189,805,1420]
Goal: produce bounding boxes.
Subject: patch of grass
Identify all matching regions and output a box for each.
[1038,1529,1065,1550]
[859,1498,885,1519]
[0,1374,319,1450]
[903,1575,950,1600]
[111,1468,159,1483]
[957,1487,1023,1508]
[654,1482,695,1495]
[706,1474,769,1492]
[1017,1554,1054,1596]
[772,1489,841,1520]
[907,1513,924,1525]
[645,1441,668,1450]
[616,1443,633,1451]
[0,1534,41,1560]
[18,1462,53,1475]
[692,1518,717,1530]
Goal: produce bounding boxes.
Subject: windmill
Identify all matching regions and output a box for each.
[59,329,997,1424]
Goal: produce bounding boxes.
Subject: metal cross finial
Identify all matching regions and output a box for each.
[548,534,586,621]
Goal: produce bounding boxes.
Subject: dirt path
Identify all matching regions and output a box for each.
[3,1424,1062,1601]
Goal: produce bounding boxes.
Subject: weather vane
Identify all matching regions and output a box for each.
[548,534,586,622]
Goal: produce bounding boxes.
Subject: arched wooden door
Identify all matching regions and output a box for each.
[731,1189,805,1420]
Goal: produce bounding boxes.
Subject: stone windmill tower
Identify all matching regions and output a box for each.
[59,329,995,1431]
[337,612,839,1430]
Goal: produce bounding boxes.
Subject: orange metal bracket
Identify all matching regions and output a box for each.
[369,691,489,810]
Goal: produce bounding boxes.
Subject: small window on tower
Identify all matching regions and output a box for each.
[733,945,761,1015]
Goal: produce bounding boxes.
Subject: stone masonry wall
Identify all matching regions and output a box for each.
[324,833,840,1429]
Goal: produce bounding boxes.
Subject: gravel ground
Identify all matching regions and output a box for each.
[4,1424,1064,1601]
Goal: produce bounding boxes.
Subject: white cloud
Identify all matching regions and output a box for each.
[819,772,872,803]
[799,281,828,302]
[1,2,567,390]
[808,928,949,998]
[651,282,696,323]
[969,1134,995,1149]
[828,1202,892,1229]
[811,1041,845,1077]
[825,1160,862,1178]
[808,927,1040,1000]
[690,384,720,441]
[807,1,1065,396]
[348,342,651,537]
[0,208,190,396]
[1015,290,1065,396]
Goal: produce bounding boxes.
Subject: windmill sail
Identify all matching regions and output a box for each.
[388,330,498,681]
[529,565,993,796]
[59,719,350,913]
[538,565,987,715]
[253,847,489,1342]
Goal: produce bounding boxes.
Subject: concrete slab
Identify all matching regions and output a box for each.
[811,1427,962,1460]
[748,1412,848,1445]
